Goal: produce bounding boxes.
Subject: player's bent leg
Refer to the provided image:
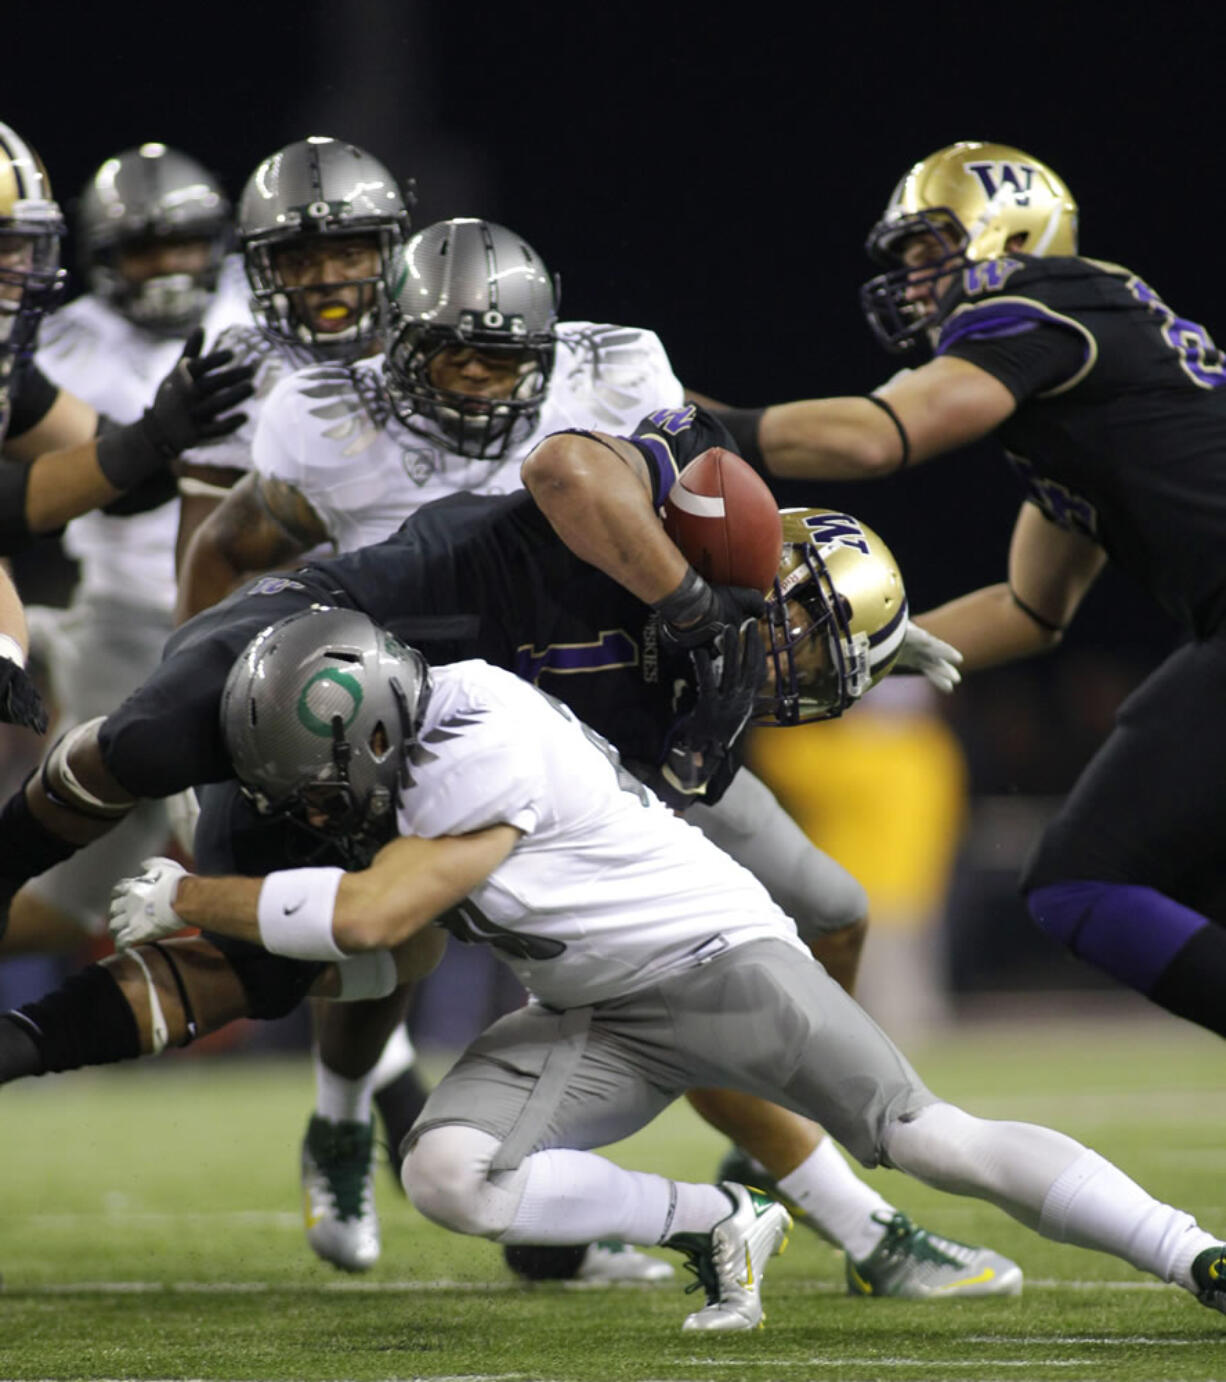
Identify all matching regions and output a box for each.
[883,1100,1226,1308]
[299,987,419,1274]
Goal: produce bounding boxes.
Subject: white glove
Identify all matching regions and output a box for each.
[108,856,189,950]
[894,621,963,693]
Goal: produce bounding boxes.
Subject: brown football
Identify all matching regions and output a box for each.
[663,446,783,593]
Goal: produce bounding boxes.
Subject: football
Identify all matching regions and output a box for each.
[663,446,783,592]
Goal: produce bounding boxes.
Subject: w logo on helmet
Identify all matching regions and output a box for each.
[966,161,1036,207]
[802,511,870,555]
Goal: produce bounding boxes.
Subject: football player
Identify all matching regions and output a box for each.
[712,140,1226,1048]
[176,218,1008,1297]
[0,402,1011,1302]
[0,121,254,727]
[178,213,692,1282]
[106,606,1226,1334]
[1,142,247,957]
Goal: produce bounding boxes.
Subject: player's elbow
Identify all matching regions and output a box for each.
[333,883,427,953]
[521,433,601,508]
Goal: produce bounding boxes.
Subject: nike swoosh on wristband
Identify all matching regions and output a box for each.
[283,899,306,916]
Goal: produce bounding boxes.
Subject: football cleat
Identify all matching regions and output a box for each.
[575,1240,676,1284]
[301,1114,380,1272]
[846,1211,1022,1299]
[668,1182,791,1332]
[1191,1244,1226,1313]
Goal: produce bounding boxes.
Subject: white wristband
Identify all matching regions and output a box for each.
[0,634,26,668]
[257,867,347,961]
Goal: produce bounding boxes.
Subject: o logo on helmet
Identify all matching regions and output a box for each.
[297,669,364,736]
[482,310,504,328]
[306,200,331,220]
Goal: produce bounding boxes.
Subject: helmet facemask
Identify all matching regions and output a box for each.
[0,215,65,385]
[754,509,909,725]
[245,226,401,362]
[860,209,969,355]
[384,319,555,459]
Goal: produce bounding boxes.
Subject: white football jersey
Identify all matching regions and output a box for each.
[250,321,685,553]
[35,265,248,611]
[397,660,806,1009]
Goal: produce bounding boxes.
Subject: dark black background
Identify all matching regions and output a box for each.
[8,0,1216,725]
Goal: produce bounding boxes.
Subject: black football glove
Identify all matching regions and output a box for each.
[653,566,767,651]
[0,659,48,733]
[95,327,255,492]
[654,618,765,808]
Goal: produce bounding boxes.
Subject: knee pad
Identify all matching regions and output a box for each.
[404,1124,520,1238]
[206,933,323,1019]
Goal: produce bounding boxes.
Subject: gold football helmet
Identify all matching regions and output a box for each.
[756,508,907,726]
[861,140,1078,353]
[0,121,66,383]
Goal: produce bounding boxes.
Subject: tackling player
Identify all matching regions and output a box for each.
[0,402,1013,1301]
[105,606,1226,1335]
[713,140,1226,1049]
[177,217,1007,1298]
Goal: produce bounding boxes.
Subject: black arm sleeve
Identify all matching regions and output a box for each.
[0,462,34,554]
[718,407,767,473]
[4,365,59,441]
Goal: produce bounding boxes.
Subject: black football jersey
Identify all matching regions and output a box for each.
[936,255,1226,635]
[309,402,727,771]
[107,404,731,798]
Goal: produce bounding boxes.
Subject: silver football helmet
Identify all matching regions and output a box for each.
[238,136,411,361]
[0,120,66,386]
[756,508,908,725]
[384,217,559,458]
[221,607,432,865]
[77,143,231,336]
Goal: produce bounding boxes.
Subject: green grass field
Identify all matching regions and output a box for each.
[2,1010,1225,1382]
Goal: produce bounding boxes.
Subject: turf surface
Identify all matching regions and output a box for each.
[2,1009,1224,1381]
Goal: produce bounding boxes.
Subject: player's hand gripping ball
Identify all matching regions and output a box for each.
[663,447,783,593]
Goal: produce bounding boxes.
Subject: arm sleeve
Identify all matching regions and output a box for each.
[0,463,34,554]
[4,365,59,440]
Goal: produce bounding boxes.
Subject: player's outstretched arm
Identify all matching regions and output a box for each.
[756,356,1016,480]
[176,472,328,624]
[910,501,1107,672]
[110,827,521,958]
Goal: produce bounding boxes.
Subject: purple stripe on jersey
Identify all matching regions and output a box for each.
[515,631,640,682]
[1027,880,1207,993]
[635,435,679,505]
[937,301,1089,361]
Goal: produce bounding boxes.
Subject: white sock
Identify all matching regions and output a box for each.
[502,1147,730,1246]
[369,1024,416,1091]
[777,1137,894,1261]
[314,1053,375,1124]
[1040,1149,1216,1289]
